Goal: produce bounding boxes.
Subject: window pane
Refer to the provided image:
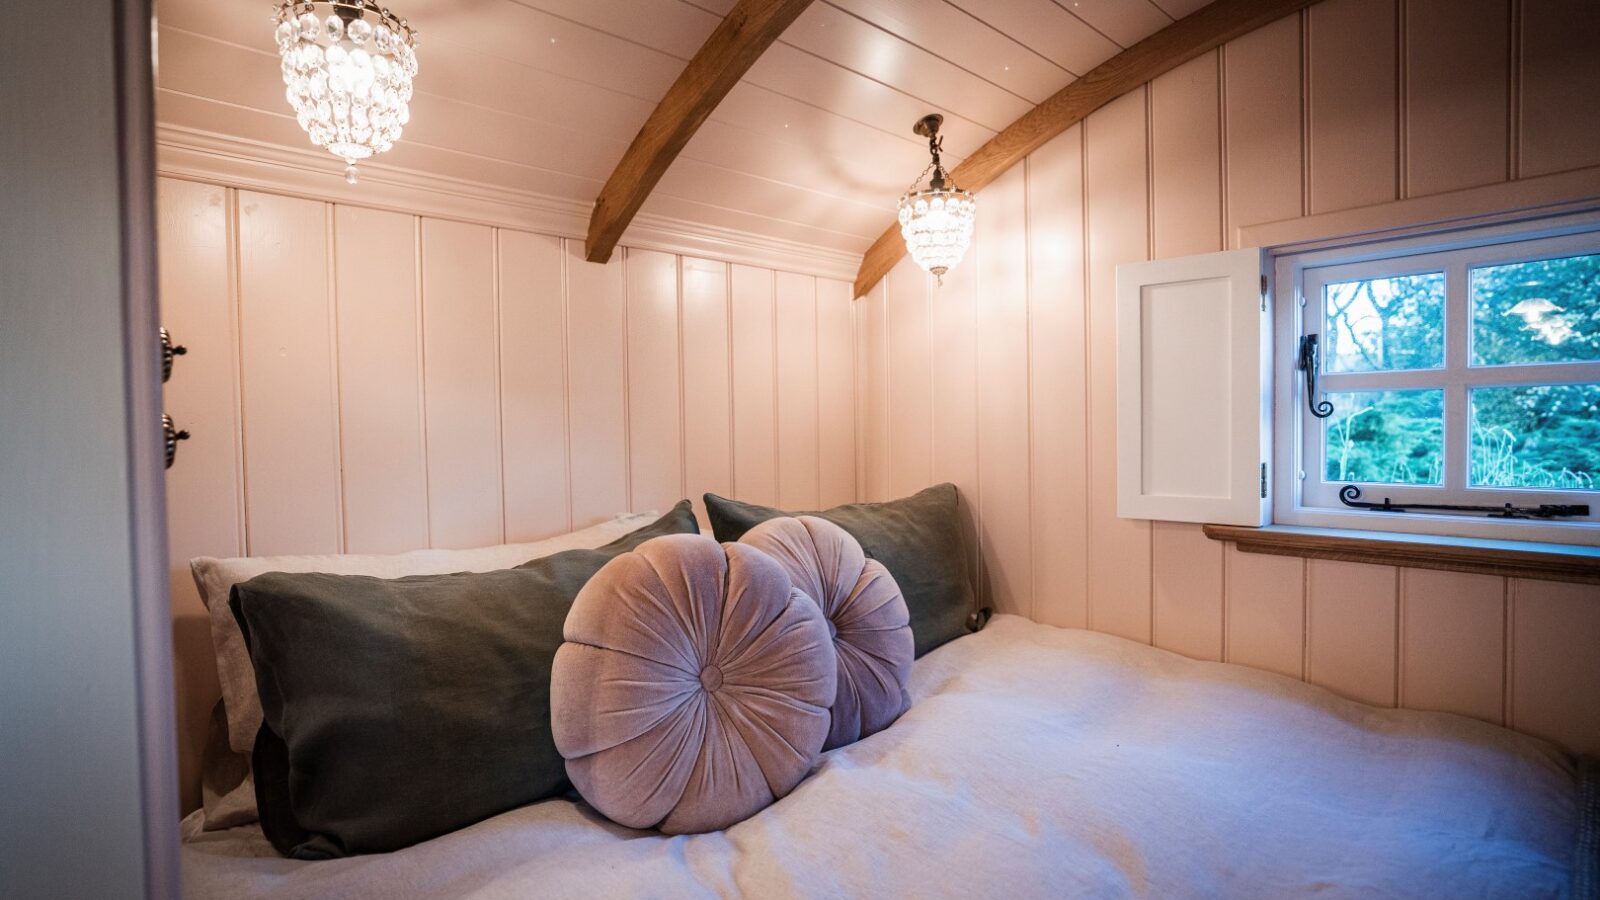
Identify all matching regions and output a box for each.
[1323,389,1444,485]
[1471,383,1600,490]
[1471,252,1600,366]
[1323,272,1445,372]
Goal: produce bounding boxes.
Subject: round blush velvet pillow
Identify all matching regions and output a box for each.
[739,516,913,750]
[550,533,837,834]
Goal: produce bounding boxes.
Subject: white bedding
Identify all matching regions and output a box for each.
[182,615,1577,898]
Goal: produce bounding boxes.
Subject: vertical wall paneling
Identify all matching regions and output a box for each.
[625,249,685,514]
[1518,0,1600,177]
[1399,569,1506,724]
[420,219,503,548]
[1025,125,1089,628]
[1510,579,1600,753]
[1150,52,1224,258]
[563,241,630,527]
[1404,0,1509,195]
[928,251,983,601]
[1084,89,1153,641]
[849,1,1600,755]
[163,0,1600,797]
[1307,0,1399,212]
[861,281,891,503]
[499,230,571,541]
[776,272,821,510]
[162,178,869,809]
[1223,545,1305,679]
[975,165,1034,618]
[1148,50,1227,658]
[158,179,239,813]
[731,264,779,505]
[235,190,342,556]
[333,205,429,553]
[681,257,734,520]
[816,278,858,508]
[1151,524,1226,661]
[1306,560,1399,707]
[885,263,933,500]
[1221,13,1305,234]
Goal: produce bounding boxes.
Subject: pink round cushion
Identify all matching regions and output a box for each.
[739,516,913,750]
[550,533,836,834]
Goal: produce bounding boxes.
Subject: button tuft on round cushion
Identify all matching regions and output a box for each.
[739,516,914,750]
[551,533,837,834]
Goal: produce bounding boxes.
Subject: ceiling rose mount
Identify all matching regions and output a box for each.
[898,113,974,284]
[273,0,419,184]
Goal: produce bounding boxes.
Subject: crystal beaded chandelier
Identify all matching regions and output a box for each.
[273,0,418,184]
[898,114,975,283]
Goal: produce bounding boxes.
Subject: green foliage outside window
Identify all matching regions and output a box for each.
[1323,390,1443,485]
[1320,253,1599,491]
[1472,254,1600,366]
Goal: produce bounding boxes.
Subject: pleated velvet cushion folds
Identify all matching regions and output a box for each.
[551,534,837,834]
[739,516,913,750]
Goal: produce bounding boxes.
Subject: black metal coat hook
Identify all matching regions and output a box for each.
[163,413,190,470]
[161,327,188,384]
[1298,334,1334,419]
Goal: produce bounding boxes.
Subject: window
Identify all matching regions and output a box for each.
[1274,220,1600,544]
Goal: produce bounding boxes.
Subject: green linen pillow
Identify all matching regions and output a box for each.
[232,502,698,859]
[703,485,985,657]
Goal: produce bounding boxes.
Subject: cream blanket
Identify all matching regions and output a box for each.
[182,615,1576,898]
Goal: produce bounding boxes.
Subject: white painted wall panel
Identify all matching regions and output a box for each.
[334,206,429,554]
[420,219,503,548]
[499,230,571,541]
[681,257,733,522]
[776,272,821,510]
[625,249,685,515]
[236,191,341,556]
[731,265,778,506]
[1085,89,1153,641]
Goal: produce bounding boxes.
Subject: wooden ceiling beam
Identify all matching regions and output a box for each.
[852,0,1318,298]
[585,0,815,264]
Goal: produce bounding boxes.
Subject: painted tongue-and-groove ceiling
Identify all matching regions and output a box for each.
[154,0,1211,258]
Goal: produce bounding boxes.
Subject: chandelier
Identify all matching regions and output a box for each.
[273,0,418,184]
[898,114,975,283]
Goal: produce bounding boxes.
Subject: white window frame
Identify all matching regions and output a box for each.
[1272,212,1600,546]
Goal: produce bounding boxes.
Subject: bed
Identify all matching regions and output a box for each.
[181,614,1584,898]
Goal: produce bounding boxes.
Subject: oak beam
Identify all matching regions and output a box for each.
[852,0,1318,298]
[585,0,815,264]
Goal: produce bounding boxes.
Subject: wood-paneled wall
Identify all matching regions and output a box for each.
[160,176,857,810]
[858,0,1600,754]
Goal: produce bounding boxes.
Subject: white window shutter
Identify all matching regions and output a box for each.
[1116,247,1270,526]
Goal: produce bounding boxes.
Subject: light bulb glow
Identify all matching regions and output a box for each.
[898,187,975,279]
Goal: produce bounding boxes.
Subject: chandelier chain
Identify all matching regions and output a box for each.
[903,159,935,197]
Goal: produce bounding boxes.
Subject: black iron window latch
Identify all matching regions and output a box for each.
[1338,485,1590,519]
[1297,334,1334,419]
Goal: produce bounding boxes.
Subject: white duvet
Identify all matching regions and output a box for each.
[182,615,1577,898]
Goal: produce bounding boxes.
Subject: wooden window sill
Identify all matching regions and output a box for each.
[1202,524,1600,585]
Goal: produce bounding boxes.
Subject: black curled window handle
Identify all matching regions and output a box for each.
[1297,334,1334,419]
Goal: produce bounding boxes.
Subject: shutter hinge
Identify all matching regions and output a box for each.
[1260,274,1268,312]
[1260,462,1268,499]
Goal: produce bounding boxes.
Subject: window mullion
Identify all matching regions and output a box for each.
[1444,258,1470,496]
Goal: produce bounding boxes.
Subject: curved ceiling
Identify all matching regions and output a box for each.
[154,0,1212,256]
